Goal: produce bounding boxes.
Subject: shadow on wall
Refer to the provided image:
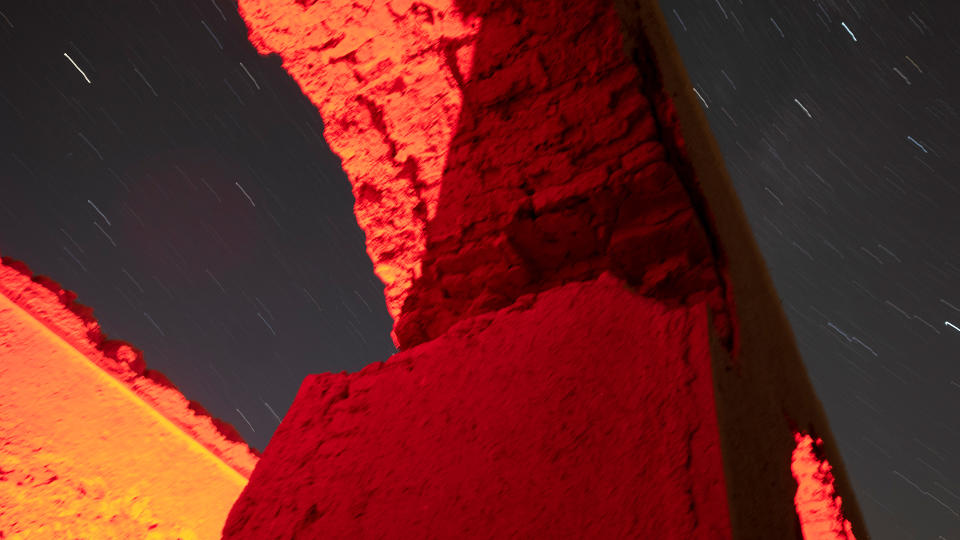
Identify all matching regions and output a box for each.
[392,0,733,352]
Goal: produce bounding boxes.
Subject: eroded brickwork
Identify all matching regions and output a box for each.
[224,0,867,538]
[238,0,734,350]
[394,0,733,349]
[0,255,258,538]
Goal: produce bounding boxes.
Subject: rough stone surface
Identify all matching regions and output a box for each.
[224,0,868,538]
[0,0,870,537]
[0,255,260,478]
[621,2,869,537]
[394,0,734,351]
[224,273,730,539]
[237,0,734,350]
[238,0,480,332]
[0,255,258,539]
[792,433,856,539]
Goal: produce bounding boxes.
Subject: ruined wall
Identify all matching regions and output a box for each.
[0,256,259,538]
[237,0,732,350]
[0,0,870,536]
[239,0,479,335]
[226,0,867,538]
[620,1,868,537]
[0,256,260,477]
[225,273,730,538]
[792,433,857,538]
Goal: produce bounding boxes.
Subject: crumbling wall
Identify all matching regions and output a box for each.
[238,0,732,350]
[239,0,479,332]
[0,256,260,478]
[224,273,730,538]
[0,255,259,538]
[2,0,869,536]
[619,2,868,537]
[223,0,867,538]
[792,433,857,538]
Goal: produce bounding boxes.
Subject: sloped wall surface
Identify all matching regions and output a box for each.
[0,257,260,477]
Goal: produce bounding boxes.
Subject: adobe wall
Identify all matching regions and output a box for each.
[225,0,868,538]
[0,256,259,538]
[225,273,730,538]
[0,256,260,478]
[620,1,868,536]
[237,0,732,350]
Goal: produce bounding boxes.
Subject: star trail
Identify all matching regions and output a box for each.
[662,0,960,537]
[1,1,958,537]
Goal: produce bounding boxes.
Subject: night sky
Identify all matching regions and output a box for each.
[661,1,960,537]
[1,1,958,538]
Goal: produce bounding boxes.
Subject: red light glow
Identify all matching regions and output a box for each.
[792,432,857,539]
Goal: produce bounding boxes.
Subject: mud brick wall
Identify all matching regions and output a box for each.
[238,0,733,350]
[225,0,868,537]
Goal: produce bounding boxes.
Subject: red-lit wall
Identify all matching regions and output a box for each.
[226,273,730,537]
[1,0,869,537]
[224,0,867,538]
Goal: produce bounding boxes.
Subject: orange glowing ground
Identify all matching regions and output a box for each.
[0,288,251,538]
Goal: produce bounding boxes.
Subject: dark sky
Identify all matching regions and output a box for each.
[0,1,397,451]
[1,0,958,537]
[660,0,960,537]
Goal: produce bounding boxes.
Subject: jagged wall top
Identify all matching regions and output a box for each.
[0,254,260,478]
[239,0,481,338]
